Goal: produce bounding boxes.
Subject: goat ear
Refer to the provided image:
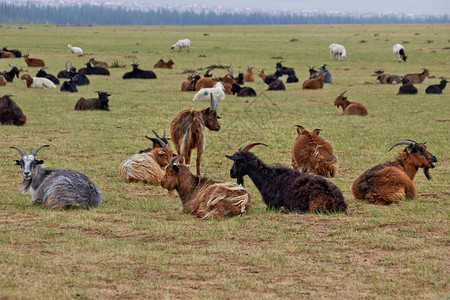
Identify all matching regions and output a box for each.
[406,145,414,153]
[226,154,241,161]
[36,160,44,165]
[13,159,21,165]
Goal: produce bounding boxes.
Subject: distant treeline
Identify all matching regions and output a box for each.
[1,3,448,25]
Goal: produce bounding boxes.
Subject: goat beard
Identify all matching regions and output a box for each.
[424,167,432,180]
[236,176,244,186]
[20,179,32,194]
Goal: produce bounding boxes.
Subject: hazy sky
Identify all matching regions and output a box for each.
[165,0,450,15]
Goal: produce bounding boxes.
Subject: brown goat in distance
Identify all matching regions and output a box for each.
[195,72,234,91]
[333,91,368,116]
[403,68,429,84]
[243,67,255,82]
[154,58,174,69]
[181,73,201,92]
[23,54,45,67]
[170,95,221,175]
[302,72,324,89]
[352,139,437,205]
[119,138,173,185]
[0,51,15,58]
[161,155,251,220]
[291,125,338,178]
[0,75,7,86]
[0,95,27,126]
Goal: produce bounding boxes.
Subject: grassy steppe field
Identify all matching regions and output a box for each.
[0,23,449,299]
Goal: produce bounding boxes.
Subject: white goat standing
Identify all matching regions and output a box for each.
[329,43,346,60]
[393,43,407,62]
[68,44,83,55]
[171,39,191,52]
[193,82,225,101]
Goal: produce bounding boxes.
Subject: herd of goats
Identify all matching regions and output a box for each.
[0,40,443,219]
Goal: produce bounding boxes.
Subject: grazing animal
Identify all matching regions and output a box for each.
[329,43,346,60]
[268,79,286,90]
[154,58,174,69]
[11,145,102,209]
[374,69,402,84]
[0,95,27,125]
[122,63,157,79]
[171,39,191,51]
[258,69,278,85]
[291,126,339,178]
[302,72,324,89]
[226,143,347,213]
[23,54,45,67]
[0,50,15,58]
[319,64,332,83]
[161,155,251,220]
[2,46,22,58]
[333,91,368,116]
[425,78,447,94]
[231,83,257,97]
[0,75,6,86]
[0,66,20,82]
[243,67,255,82]
[352,139,437,205]
[89,57,108,68]
[20,74,56,89]
[193,82,225,101]
[60,77,78,92]
[74,91,111,111]
[78,62,110,76]
[170,95,221,175]
[403,68,429,84]
[398,78,418,95]
[36,67,60,85]
[393,44,407,62]
[68,44,83,55]
[120,137,173,184]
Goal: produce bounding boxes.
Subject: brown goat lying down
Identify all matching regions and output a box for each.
[333,90,368,116]
[352,139,437,205]
[161,155,251,220]
[291,125,338,178]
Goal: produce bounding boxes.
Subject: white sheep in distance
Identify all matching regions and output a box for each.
[20,74,56,89]
[171,39,191,52]
[68,44,83,55]
[393,43,407,62]
[193,82,225,101]
[329,43,346,60]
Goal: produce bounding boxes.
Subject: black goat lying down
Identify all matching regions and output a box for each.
[122,63,157,79]
[226,143,347,213]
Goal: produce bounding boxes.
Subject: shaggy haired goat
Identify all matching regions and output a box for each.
[193,82,225,101]
[20,74,56,89]
[0,66,20,82]
[393,44,407,62]
[161,155,251,220]
[302,72,324,89]
[120,137,173,184]
[398,78,418,95]
[352,139,437,205]
[74,91,111,111]
[0,95,27,126]
[11,145,102,209]
[329,43,346,61]
[231,83,257,97]
[36,67,60,85]
[122,63,157,79]
[291,126,339,178]
[268,79,286,91]
[170,96,221,175]
[227,143,347,213]
[23,54,45,67]
[333,91,368,116]
[243,67,255,82]
[374,69,402,84]
[403,69,429,84]
[319,64,332,83]
[139,130,171,154]
[426,78,447,94]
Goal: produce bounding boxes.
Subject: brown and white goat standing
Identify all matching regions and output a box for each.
[161,155,251,220]
[333,91,368,116]
[291,125,338,178]
[352,139,437,205]
[119,137,173,184]
[170,95,221,176]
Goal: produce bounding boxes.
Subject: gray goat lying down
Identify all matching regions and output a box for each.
[11,145,102,209]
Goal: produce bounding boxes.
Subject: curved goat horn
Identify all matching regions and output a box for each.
[10,146,27,157]
[154,137,168,148]
[30,145,49,157]
[152,130,162,140]
[169,154,184,166]
[162,129,166,139]
[294,125,305,132]
[339,90,347,97]
[241,143,268,152]
[388,139,417,152]
[210,94,214,109]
